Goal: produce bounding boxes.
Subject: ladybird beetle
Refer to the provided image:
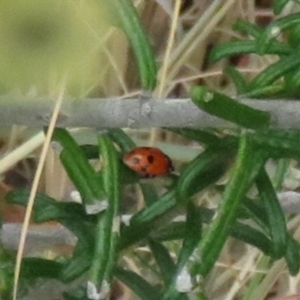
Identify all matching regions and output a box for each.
[123,147,173,177]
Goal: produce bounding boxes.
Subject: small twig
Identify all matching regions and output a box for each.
[2,191,300,254]
[1,97,300,129]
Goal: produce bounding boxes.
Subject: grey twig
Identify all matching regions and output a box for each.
[2,190,300,253]
[0,96,300,128]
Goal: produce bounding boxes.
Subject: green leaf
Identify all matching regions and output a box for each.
[192,135,266,276]
[107,128,136,152]
[224,66,248,95]
[257,13,300,54]
[209,41,257,63]
[148,239,176,285]
[177,139,236,202]
[52,128,105,206]
[60,149,102,206]
[251,129,300,160]
[149,208,215,242]
[6,188,95,244]
[163,202,201,299]
[285,236,300,275]
[241,197,271,235]
[130,189,177,225]
[89,135,121,288]
[250,53,300,90]
[190,86,271,129]
[273,159,290,190]
[140,183,159,206]
[31,197,86,222]
[287,23,300,48]
[119,221,152,250]
[105,0,157,90]
[61,242,92,283]
[209,40,291,63]
[150,222,186,241]
[233,21,263,38]
[106,129,140,183]
[284,67,300,95]
[273,0,291,14]
[6,188,49,206]
[256,169,288,259]
[242,196,297,273]
[119,189,177,250]
[115,268,161,300]
[177,203,202,269]
[244,84,284,98]
[230,223,271,255]
[21,258,63,279]
[80,144,99,159]
[121,141,232,250]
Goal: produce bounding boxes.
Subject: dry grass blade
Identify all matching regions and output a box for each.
[150,0,182,146]
[12,82,66,300]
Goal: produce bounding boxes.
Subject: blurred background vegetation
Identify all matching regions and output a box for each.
[1,1,300,300]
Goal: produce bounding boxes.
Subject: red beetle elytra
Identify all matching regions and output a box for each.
[123,147,173,177]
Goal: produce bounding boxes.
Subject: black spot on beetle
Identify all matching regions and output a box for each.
[147,155,155,164]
